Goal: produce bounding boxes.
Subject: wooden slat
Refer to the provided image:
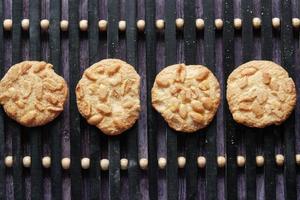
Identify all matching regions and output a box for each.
[107,0,120,199]
[49,0,62,198]
[241,1,256,199]
[184,0,198,199]
[29,0,43,199]
[69,0,82,198]
[145,0,158,199]
[125,0,140,199]
[11,0,24,199]
[0,1,5,199]
[223,0,237,199]
[88,0,101,199]
[203,0,217,199]
[261,0,276,199]
[165,0,178,199]
[281,0,297,199]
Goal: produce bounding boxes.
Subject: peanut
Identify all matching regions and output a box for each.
[35,102,45,112]
[238,77,248,89]
[88,114,103,125]
[22,81,32,98]
[257,92,268,104]
[252,102,264,118]
[33,62,47,73]
[191,100,205,113]
[175,64,186,82]
[43,78,63,91]
[76,85,85,99]
[20,62,31,74]
[96,103,112,115]
[35,84,43,100]
[80,101,91,117]
[44,94,59,105]
[262,72,271,85]
[20,110,36,124]
[241,67,257,76]
[107,63,121,75]
[269,81,279,91]
[190,112,204,123]
[109,73,122,86]
[239,102,251,111]
[179,104,188,119]
[47,106,63,112]
[156,76,169,88]
[202,97,213,110]
[98,84,108,101]
[15,100,25,109]
[85,69,98,81]
[199,81,210,91]
[196,68,209,81]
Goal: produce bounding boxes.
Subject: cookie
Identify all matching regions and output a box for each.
[226,60,296,128]
[151,64,221,132]
[76,59,141,135]
[0,61,68,127]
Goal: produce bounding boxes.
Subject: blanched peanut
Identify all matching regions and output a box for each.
[33,62,47,73]
[175,65,185,82]
[98,84,108,101]
[76,85,85,99]
[202,97,213,110]
[96,103,111,115]
[196,68,209,81]
[21,110,36,124]
[47,106,63,112]
[241,67,257,76]
[238,77,248,89]
[88,114,103,125]
[190,112,204,123]
[156,76,169,88]
[262,72,271,85]
[107,64,121,75]
[85,70,98,81]
[191,100,204,113]
[179,104,187,119]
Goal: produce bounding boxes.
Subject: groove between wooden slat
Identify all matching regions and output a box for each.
[184,0,198,199]
[107,0,121,199]
[145,0,158,199]
[69,0,82,198]
[223,0,237,199]
[0,0,5,199]
[125,0,140,199]
[203,0,217,199]
[281,0,296,199]
[49,0,62,199]
[241,1,257,199]
[88,0,101,199]
[29,0,43,199]
[165,0,178,199]
[261,0,276,199]
[12,0,24,199]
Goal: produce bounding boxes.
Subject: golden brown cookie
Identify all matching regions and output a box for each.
[0,61,68,127]
[76,59,141,136]
[151,64,221,132]
[226,60,296,128]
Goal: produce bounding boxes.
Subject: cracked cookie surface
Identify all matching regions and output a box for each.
[227,60,296,128]
[0,61,68,127]
[76,59,140,136]
[151,64,220,133]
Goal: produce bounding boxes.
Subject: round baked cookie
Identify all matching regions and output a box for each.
[0,61,68,127]
[76,59,141,136]
[227,60,296,128]
[151,64,221,133]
